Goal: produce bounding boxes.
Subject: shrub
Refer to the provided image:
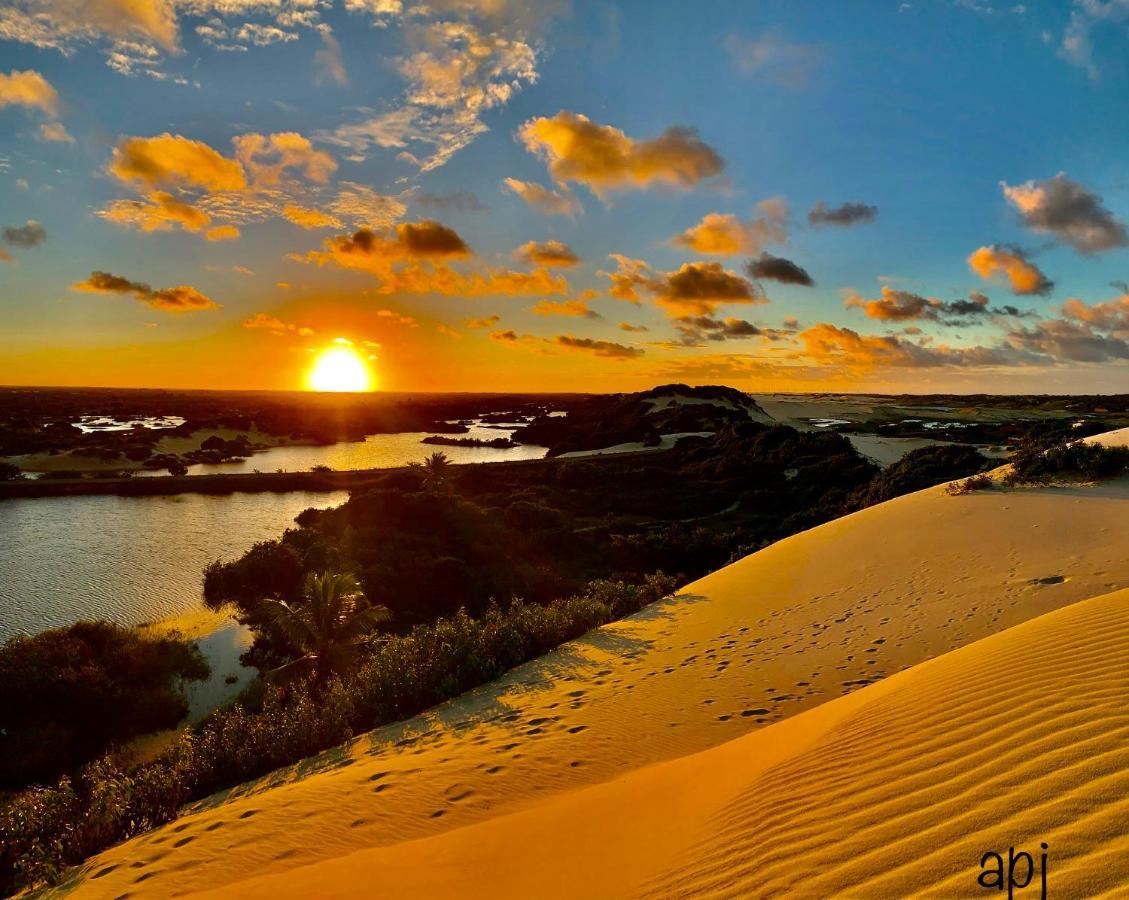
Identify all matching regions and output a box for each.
[0,621,209,789]
[0,574,676,894]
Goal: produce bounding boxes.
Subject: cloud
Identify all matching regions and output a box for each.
[0,248,11,263]
[533,299,600,318]
[2,219,47,247]
[243,312,314,336]
[798,322,1036,369]
[283,204,344,229]
[747,252,814,286]
[464,314,500,329]
[0,1,180,54]
[304,222,570,297]
[502,177,579,217]
[413,188,487,212]
[724,34,824,87]
[808,201,878,227]
[968,244,1054,295]
[518,111,725,197]
[671,315,774,346]
[38,120,72,142]
[490,329,518,342]
[846,285,1036,323]
[618,321,649,333]
[1002,174,1127,255]
[514,239,579,267]
[328,182,408,229]
[1006,318,1129,362]
[312,28,348,84]
[0,68,59,115]
[1061,292,1129,333]
[109,133,247,192]
[1058,0,1129,78]
[553,335,643,359]
[600,255,763,316]
[322,11,544,172]
[101,190,211,235]
[672,200,788,256]
[205,224,239,241]
[71,270,220,313]
[233,131,336,187]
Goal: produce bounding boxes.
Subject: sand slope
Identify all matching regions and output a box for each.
[212,586,1129,899]
[61,470,1129,898]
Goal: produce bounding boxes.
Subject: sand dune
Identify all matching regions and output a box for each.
[61,463,1129,898]
[213,586,1129,899]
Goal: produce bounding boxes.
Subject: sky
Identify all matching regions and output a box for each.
[1,0,1128,394]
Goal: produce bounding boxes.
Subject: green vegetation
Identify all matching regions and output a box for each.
[0,576,673,894]
[0,622,208,789]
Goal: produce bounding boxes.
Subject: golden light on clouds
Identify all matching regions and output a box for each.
[306,341,375,392]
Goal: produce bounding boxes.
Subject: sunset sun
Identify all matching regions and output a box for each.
[307,343,374,392]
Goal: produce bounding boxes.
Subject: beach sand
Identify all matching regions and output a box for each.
[59,452,1129,898]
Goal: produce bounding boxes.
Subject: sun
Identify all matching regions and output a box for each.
[307,343,375,392]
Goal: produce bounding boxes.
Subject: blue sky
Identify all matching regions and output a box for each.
[1,0,1127,392]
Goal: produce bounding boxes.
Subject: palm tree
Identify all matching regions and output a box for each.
[409,451,453,493]
[264,572,389,683]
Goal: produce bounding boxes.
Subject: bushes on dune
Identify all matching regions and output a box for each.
[0,574,676,894]
[0,621,209,789]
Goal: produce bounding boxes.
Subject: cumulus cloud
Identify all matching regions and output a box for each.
[747,251,813,286]
[618,321,649,333]
[553,335,643,359]
[968,244,1054,295]
[1002,173,1127,255]
[72,270,220,312]
[533,298,600,318]
[671,315,775,347]
[518,111,725,198]
[464,314,500,329]
[600,255,762,316]
[502,177,579,217]
[1061,292,1129,333]
[514,239,579,267]
[109,133,247,192]
[233,131,336,187]
[672,201,788,256]
[846,285,1035,323]
[304,221,570,297]
[2,219,47,247]
[0,68,59,115]
[1006,318,1129,363]
[807,201,878,227]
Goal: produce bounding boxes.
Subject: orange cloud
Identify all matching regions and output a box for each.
[464,314,501,329]
[514,239,579,267]
[0,69,59,115]
[109,133,246,192]
[205,224,240,242]
[101,190,211,234]
[655,261,761,316]
[234,131,336,186]
[968,245,1053,295]
[72,271,219,313]
[533,298,600,318]
[518,111,724,197]
[502,177,579,216]
[553,335,643,359]
[671,201,788,256]
[38,121,73,142]
[283,204,344,229]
